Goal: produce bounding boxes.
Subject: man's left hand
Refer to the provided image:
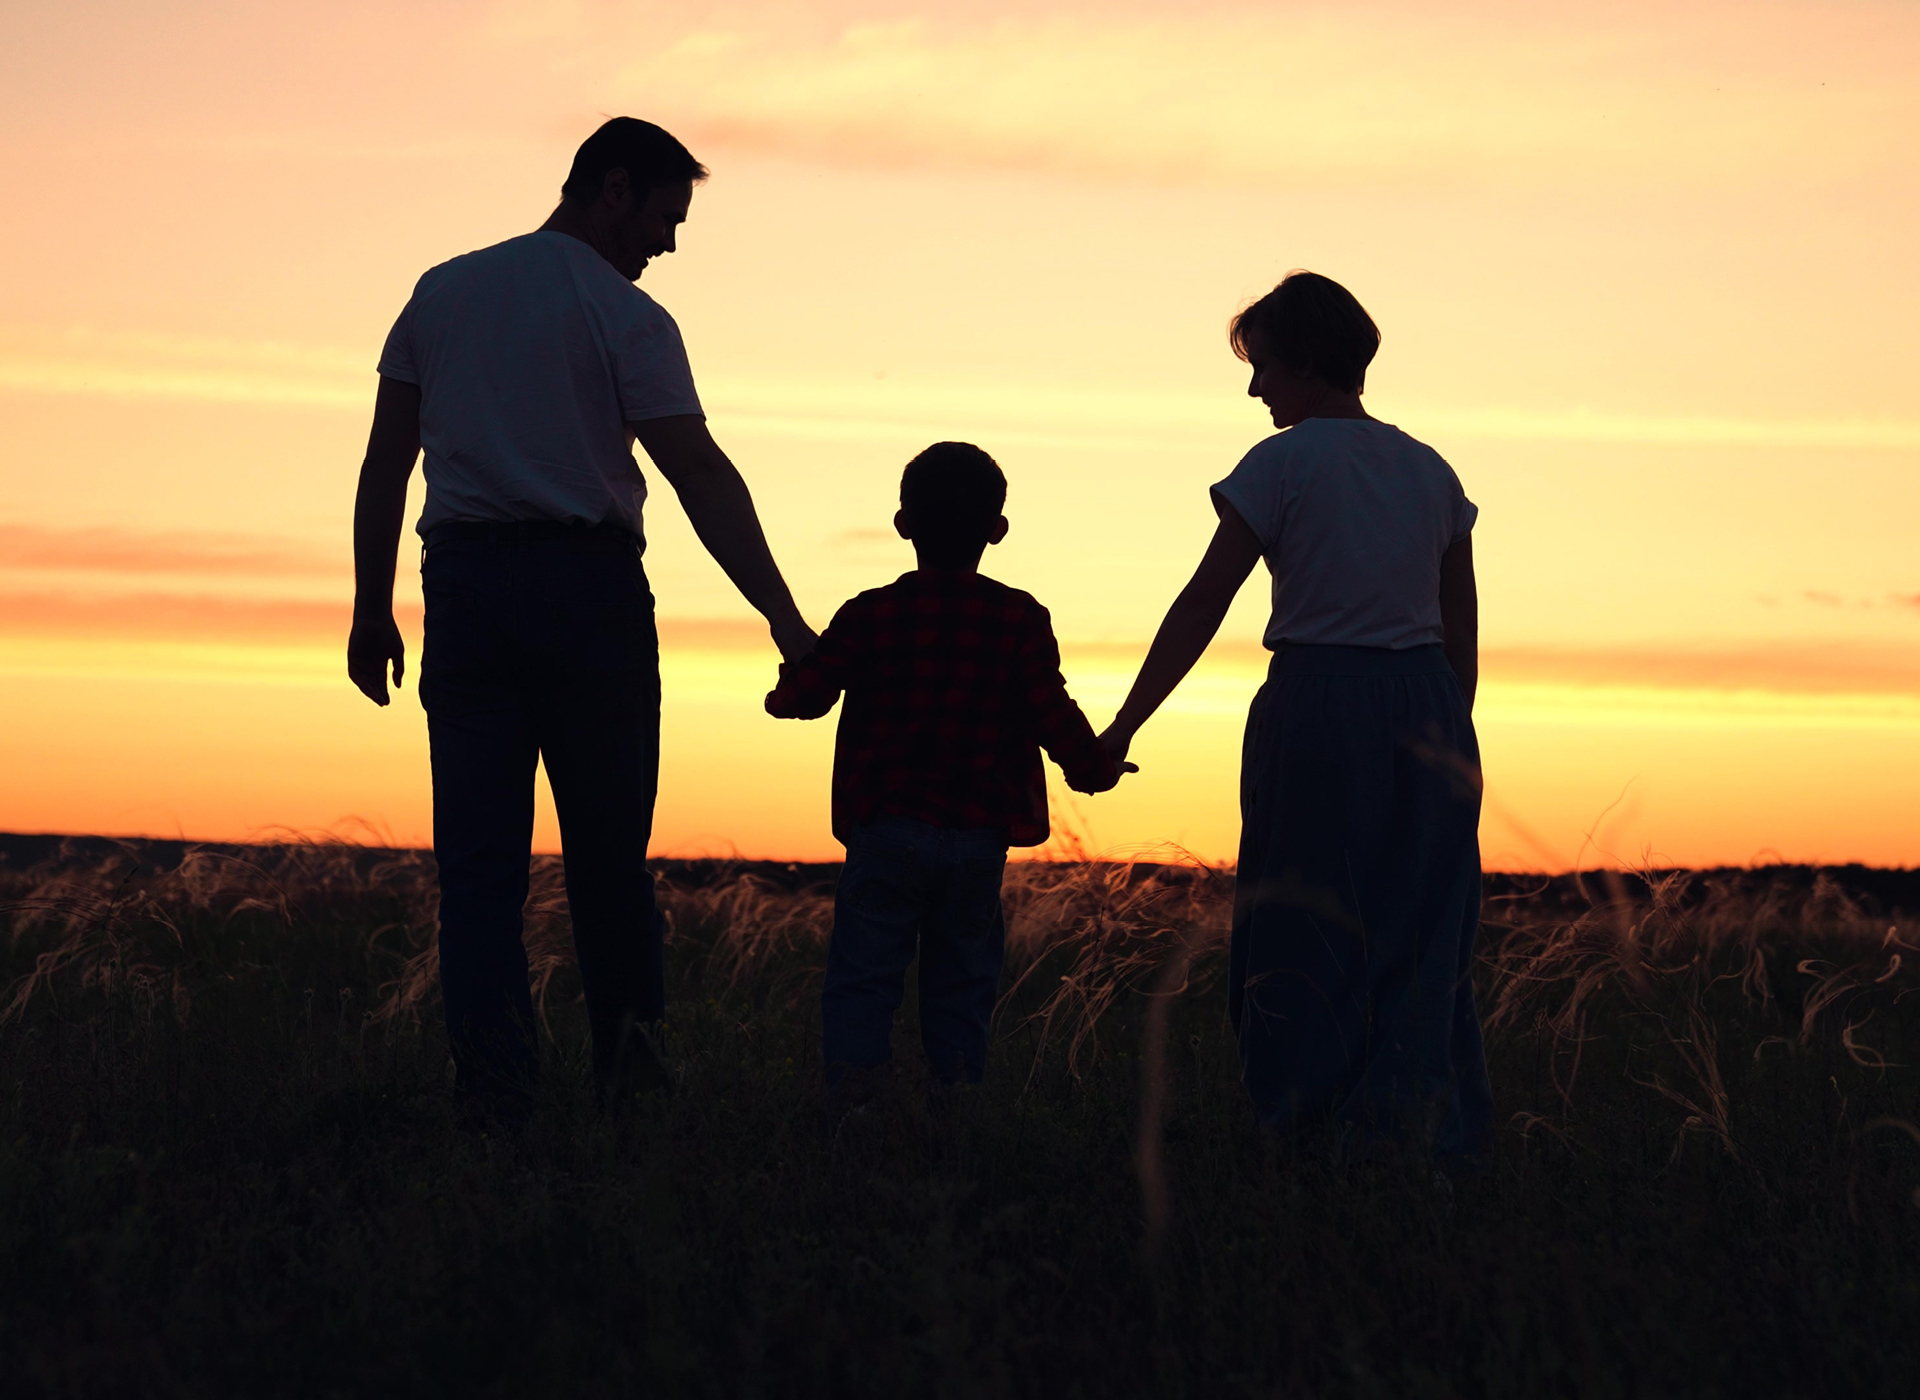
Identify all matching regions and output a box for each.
[348,611,406,706]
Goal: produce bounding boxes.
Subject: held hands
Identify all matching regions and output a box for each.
[1088,724,1142,792]
[347,610,406,706]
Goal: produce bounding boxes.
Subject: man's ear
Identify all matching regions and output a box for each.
[893,507,913,541]
[599,166,633,211]
[987,515,1009,546]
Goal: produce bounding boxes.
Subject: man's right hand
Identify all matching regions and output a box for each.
[772,615,818,665]
[348,610,406,706]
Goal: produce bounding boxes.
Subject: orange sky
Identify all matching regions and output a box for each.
[2,0,1918,868]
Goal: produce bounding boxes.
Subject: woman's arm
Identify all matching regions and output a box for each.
[1099,503,1263,763]
[1438,534,1478,710]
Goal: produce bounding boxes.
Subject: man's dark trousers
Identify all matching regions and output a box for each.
[419,524,664,1099]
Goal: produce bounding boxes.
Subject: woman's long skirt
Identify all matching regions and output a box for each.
[1232,643,1493,1156]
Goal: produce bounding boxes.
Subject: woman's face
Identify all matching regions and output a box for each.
[1244,348,1320,431]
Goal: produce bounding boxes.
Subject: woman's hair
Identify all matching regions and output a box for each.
[561,118,709,204]
[1228,271,1381,394]
[900,442,1007,563]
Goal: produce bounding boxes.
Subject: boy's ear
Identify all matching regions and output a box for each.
[987,515,1009,546]
[893,507,913,541]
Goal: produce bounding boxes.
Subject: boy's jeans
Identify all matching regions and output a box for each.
[824,816,1010,1085]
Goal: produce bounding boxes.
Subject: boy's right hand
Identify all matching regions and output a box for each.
[1074,728,1137,794]
[1075,761,1137,795]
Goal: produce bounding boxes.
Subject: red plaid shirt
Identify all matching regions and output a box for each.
[765,570,1118,847]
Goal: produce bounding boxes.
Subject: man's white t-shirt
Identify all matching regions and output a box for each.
[1211,418,1477,652]
[377,230,704,539]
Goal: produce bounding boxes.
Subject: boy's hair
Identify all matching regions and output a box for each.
[561,118,709,204]
[1228,271,1381,394]
[900,443,1007,564]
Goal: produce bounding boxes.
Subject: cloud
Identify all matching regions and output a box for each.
[1475,643,1920,697]
[0,590,780,653]
[0,524,341,578]
[6,326,1918,451]
[830,527,897,547]
[1058,639,1920,698]
[606,3,1920,190]
[0,590,369,643]
[4,586,1917,705]
[0,326,368,408]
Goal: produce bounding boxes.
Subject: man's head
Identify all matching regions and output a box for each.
[1229,271,1380,408]
[895,442,1009,571]
[558,118,708,280]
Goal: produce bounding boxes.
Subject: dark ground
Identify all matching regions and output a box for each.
[1,834,1916,1398]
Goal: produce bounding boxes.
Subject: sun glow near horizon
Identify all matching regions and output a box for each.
[1,0,1917,867]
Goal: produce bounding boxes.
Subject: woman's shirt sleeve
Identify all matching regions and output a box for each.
[1208,435,1288,550]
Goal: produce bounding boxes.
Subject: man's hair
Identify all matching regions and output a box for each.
[560,118,708,204]
[900,442,1007,563]
[1228,271,1381,394]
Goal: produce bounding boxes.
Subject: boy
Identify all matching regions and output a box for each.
[766,442,1125,1087]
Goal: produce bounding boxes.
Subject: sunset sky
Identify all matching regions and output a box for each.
[2,0,1918,867]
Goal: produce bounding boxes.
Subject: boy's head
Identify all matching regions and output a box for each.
[895,442,1009,570]
[1229,270,1380,394]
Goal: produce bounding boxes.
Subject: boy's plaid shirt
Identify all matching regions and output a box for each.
[765,571,1118,847]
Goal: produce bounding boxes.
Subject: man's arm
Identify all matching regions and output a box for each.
[1438,534,1478,710]
[1098,503,1263,765]
[632,415,815,662]
[347,376,422,706]
[766,603,855,719]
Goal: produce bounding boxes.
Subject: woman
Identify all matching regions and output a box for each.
[1101,271,1491,1158]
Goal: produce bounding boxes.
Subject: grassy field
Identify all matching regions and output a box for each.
[2,836,1917,1398]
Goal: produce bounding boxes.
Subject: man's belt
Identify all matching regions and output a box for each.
[422,519,639,548]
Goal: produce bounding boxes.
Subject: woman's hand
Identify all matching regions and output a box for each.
[1098,725,1138,771]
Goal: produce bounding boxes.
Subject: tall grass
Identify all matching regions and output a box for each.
[2,837,1916,1397]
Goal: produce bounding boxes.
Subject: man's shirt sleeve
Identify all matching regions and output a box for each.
[1021,603,1119,794]
[765,601,860,719]
[376,294,420,386]
[613,296,705,424]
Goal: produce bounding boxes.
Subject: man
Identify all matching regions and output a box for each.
[348,118,815,1116]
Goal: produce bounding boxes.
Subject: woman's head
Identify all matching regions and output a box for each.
[1229,272,1380,395]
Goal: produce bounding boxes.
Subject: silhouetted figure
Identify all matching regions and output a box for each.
[766,444,1122,1090]
[348,119,815,1118]
[1099,273,1492,1159]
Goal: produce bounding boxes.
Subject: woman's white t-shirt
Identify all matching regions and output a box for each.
[1210,418,1476,652]
[378,230,704,540]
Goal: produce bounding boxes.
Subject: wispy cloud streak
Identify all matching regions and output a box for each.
[7,334,1918,451]
[0,525,340,578]
[605,4,1919,190]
